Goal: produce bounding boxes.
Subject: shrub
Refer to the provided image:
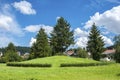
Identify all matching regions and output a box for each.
[5,50,22,62]
[6,62,52,67]
[76,48,88,58]
[0,57,6,63]
[60,63,108,67]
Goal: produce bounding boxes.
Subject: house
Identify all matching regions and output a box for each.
[65,50,77,56]
[22,52,30,60]
[101,49,116,61]
[0,52,3,57]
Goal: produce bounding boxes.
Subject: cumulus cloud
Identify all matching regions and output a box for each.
[13,0,36,15]
[70,27,113,49]
[29,37,36,46]
[0,4,23,47]
[74,37,88,48]
[71,28,88,48]
[0,14,23,35]
[0,35,19,47]
[84,5,120,33]
[74,28,88,38]
[102,35,113,46]
[24,24,53,35]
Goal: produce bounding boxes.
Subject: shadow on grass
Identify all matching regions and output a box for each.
[116,73,120,76]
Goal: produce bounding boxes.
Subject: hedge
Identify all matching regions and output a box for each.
[6,62,52,67]
[60,62,109,67]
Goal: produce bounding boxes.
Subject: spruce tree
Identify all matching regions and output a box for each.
[30,28,51,58]
[87,23,104,61]
[50,17,74,55]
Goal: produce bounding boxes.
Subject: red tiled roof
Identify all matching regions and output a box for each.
[66,50,74,55]
[103,49,115,54]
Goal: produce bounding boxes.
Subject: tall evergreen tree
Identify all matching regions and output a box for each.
[50,17,74,55]
[87,23,104,61]
[30,28,51,58]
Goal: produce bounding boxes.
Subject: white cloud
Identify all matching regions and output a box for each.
[69,27,113,49]
[70,28,89,48]
[0,34,19,47]
[56,16,61,21]
[0,4,24,47]
[24,25,40,33]
[13,0,36,15]
[29,37,36,46]
[0,14,23,35]
[102,35,113,46]
[74,28,88,38]
[74,37,88,48]
[24,24,53,35]
[84,5,120,33]
[0,36,12,47]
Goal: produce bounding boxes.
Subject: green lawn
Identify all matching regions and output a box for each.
[0,56,120,80]
[21,56,100,67]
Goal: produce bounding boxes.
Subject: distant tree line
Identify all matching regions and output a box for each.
[0,46,30,55]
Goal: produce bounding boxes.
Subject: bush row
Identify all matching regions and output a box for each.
[6,62,110,67]
[6,62,52,67]
[60,62,109,67]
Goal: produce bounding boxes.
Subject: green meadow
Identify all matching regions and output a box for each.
[0,56,120,80]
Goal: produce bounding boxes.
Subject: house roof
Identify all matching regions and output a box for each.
[103,49,116,55]
[66,50,74,56]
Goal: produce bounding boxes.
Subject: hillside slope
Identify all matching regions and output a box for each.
[22,56,99,67]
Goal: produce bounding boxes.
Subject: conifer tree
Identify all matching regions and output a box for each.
[87,23,104,61]
[50,17,74,55]
[30,28,51,58]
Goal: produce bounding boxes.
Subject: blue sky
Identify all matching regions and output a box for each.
[0,0,120,48]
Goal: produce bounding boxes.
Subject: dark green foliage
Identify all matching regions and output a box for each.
[0,57,6,63]
[16,46,30,54]
[0,48,5,54]
[113,35,120,63]
[0,46,30,55]
[4,42,22,62]
[114,35,120,48]
[6,62,51,67]
[87,23,104,61]
[5,51,22,62]
[30,28,51,58]
[5,42,17,52]
[50,17,74,55]
[76,48,88,58]
[60,62,109,67]
[114,46,120,63]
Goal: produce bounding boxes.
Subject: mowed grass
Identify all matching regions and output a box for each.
[21,56,100,67]
[0,56,120,80]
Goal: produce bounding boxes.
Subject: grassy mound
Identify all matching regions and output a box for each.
[6,56,106,67]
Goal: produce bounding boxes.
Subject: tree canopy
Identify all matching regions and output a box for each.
[50,17,74,55]
[30,28,51,58]
[87,23,104,61]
